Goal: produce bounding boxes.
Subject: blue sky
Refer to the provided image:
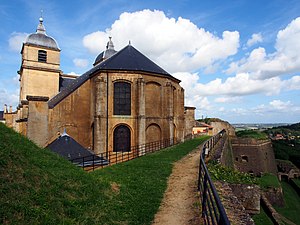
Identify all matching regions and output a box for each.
[1,0,300,123]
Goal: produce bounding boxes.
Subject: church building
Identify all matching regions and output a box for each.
[4,17,196,157]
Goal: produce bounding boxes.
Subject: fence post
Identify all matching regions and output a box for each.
[93,155,95,171]
[198,149,203,191]
[201,172,208,219]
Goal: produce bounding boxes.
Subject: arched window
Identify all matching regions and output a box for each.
[38,50,47,62]
[113,125,131,152]
[114,82,131,115]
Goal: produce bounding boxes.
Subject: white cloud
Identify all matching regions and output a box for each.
[227,17,300,79]
[246,33,263,47]
[8,32,28,52]
[176,72,282,97]
[214,96,242,103]
[73,58,89,68]
[269,100,292,110]
[283,75,300,90]
[82,9,240,73]
[0,88,19,110]
[247,100,298,115]
[173,71,300,115]
[66,72,80,76]
[83,31,108,54]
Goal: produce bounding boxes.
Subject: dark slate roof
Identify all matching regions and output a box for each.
[47,133,109,167]
[0,111,4,121]
[59,77,76,92]
[47,134,94,160]
[48,44,180,108]
[93,51,104,66]
[100,45,172,76]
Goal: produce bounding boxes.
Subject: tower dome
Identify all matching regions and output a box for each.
[93,37,117,66]
[25,17,60,50]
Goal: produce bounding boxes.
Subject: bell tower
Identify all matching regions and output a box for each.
[19,16,61,102]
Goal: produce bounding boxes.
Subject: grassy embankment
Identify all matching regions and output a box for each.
[252,207,274,225]
[274,181,300,225]
[0,123,209,224]
[292,178,300,188]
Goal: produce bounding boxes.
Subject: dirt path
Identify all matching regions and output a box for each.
[152,147,202,225]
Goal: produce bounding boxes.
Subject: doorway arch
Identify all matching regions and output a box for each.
[113,125,131,152]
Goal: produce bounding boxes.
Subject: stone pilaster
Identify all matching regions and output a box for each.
[94,75,107,154]
[166,81,174,143]
[137,78,145,150]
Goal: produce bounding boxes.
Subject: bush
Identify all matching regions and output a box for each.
[208,161,258,184]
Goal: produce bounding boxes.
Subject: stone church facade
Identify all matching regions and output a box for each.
[4,17,195,156]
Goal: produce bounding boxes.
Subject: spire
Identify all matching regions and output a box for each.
[36,10,46,34]
[103,37,117,59]
[106,36,115,50]
[61,128,69,137]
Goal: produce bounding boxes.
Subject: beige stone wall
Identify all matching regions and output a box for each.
[20,69,59,101]
[184,107,195,139]
[145,82,162,117]
[27,100,49,147]
[3,113,17,129]
[47,80,92,148]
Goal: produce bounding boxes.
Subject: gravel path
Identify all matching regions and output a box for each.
[152,147,202,225]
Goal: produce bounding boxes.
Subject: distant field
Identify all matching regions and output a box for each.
[232,123,289,131]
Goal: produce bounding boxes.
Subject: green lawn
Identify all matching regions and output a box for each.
[252,206,273,225]
[274,181,300,225]
[259,173,281,189]
[292,178,300,188]
[0,123,209,224]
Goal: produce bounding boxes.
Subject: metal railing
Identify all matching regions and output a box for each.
[198,130,230,225]
[71,138,177,171]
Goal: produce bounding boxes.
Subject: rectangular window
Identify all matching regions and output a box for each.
[38,50,47,63]
[114,82,131,115]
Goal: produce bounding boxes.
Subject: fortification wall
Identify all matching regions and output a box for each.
[232,138,277,175]
[210,121,235,136]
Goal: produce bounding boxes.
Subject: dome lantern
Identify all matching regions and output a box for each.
[25,17,60,50]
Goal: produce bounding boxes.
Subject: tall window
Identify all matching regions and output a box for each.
[114,82,131,115]
[38,50,47,62]
[113,125,131,152]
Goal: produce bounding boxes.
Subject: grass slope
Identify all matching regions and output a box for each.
[0,123,208,224]
[252,206,274,225]
[259,173,281,189]
[274,181,300,225]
